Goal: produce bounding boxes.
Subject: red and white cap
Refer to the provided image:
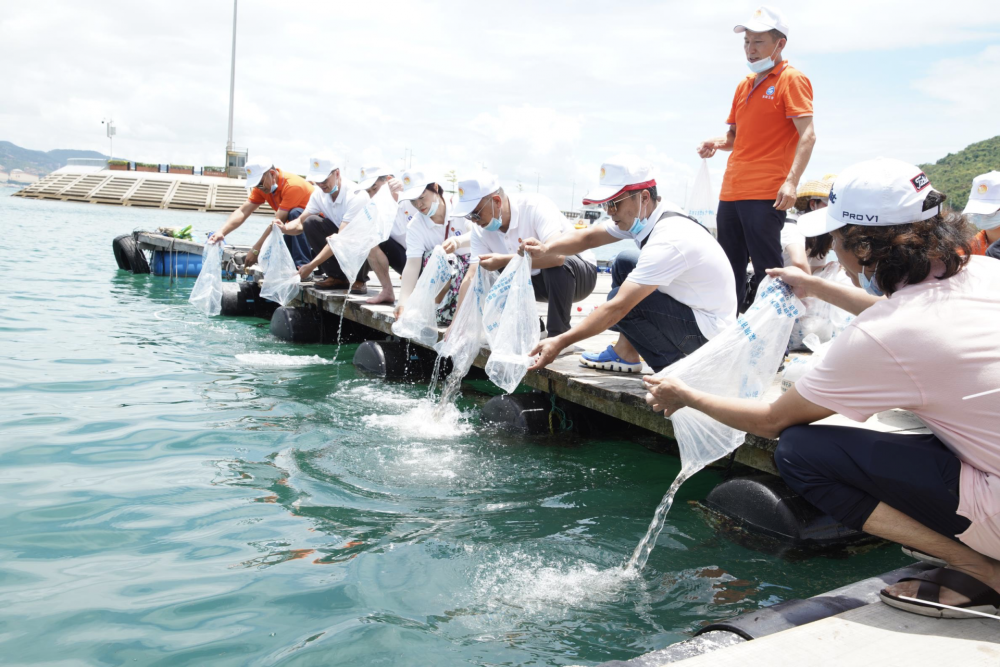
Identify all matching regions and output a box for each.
[582,156,655,206]
[451,172,501,217]
[734,5,790,36]
[358,165,393,190]
[305,157,338,183]
[963,171,1000,216]
[797,158,940,238]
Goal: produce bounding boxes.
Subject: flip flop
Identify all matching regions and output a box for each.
[880,566,1000,619]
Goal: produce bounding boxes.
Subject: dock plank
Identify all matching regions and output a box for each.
[658,601,999,667]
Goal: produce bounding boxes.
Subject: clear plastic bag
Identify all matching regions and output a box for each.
[656,276,803,478]
[259,222,301,307]
[189,242,223,316]
[328,186,396,284]
[391,246,456,346]
[434,261,496,379]
[686,158,717,236]
[483,254,541,393]
[788,262,852,350]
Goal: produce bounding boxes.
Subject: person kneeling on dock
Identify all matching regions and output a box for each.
[359,166,410,305]
[450,172,598,339]
[280,158,371,294]
[208,158,314,269]
[526,156,736,374]
[394,173,472,323]
[646,158,1000,619]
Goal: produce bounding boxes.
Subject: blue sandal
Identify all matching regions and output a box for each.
[580,345,643,373]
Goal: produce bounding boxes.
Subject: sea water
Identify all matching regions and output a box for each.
[0,188,910,666]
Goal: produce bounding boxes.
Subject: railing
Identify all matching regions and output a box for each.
[67,158,109,167]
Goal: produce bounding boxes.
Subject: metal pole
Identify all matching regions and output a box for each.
[226,0,238,152]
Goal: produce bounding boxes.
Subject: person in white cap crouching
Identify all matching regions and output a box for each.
[354,165,409,305]
[279,158,371,293]
[646,158,1000,620]
[394,172,472,323]
[963,171,1000,260]
[525,156,737,374]
[449,172,598,339]
[208,157,315,269]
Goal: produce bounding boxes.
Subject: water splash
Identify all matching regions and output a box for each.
[235,353,335,367]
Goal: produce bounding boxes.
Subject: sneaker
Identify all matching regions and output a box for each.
[349,281,368,295]
[580,345,643,373]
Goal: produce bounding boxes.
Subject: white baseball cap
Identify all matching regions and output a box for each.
[451,173,501,217]
[797,158,940,238]
[582,156,656,206]
[244,158,274,192]
[399,171,439,201]
[963,171,1000,216]
[358,165,393,190]
[734,5,789,37]
[305,157,338,183]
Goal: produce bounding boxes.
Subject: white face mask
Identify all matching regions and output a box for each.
[969,211,1000,231]
[747,42,780,73]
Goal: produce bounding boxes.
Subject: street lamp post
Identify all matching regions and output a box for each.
[102,118,116,160]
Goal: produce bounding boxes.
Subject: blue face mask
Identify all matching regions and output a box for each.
[269,182,278,194]
[330,184,339,196]
[746,43,780,73]
[628,216,649,238]
[858,265,884,297]
[426,199,439,218]
[483,201,502,232]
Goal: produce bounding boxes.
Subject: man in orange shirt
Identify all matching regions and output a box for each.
[208,158,314,268]
[698,6,816,310]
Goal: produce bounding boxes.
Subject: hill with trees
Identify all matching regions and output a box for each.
[0,141,107,176]
[920,135,1000,211]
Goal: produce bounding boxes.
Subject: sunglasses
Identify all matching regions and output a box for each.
[600,191,638,213]
[466,197,494,223]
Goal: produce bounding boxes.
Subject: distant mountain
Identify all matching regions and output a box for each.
[0,141,109,176]
[920,136,1000,211]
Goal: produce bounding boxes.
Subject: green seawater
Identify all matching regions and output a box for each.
[0,188,909,666]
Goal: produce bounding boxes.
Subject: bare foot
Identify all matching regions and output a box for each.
[366,290,395,305]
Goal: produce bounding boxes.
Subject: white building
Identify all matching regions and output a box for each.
[9,169,39,184]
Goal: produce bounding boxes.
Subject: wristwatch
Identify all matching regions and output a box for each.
[249,248,259,255]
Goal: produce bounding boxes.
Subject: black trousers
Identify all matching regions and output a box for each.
[377,237,407,275]
[717,199,785,310]
[531,254,598,337]
[776,424,972,540]
[301,216,374,282]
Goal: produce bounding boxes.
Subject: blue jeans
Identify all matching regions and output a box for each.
[283,207,313,268]
[608,248,708,372]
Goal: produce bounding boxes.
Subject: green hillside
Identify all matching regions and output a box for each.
[0,141,107,176]
[920,135,1000,211]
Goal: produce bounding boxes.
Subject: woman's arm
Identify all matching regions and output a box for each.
[393,257,423,317]
[644,377,835,439]
[766,266,881,316]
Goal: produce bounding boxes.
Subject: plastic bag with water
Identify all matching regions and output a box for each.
[189,242,224,316]
[435,261,496,380]
[392,246,456,346]
[483,254,540,394]
[259,223,301,307]
[788,262,854,350]
[686,158,717,236]
[628,277,803,571]
[328,186,397,284]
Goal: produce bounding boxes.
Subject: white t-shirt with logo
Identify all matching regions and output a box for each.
[390,201,416,247]
[302,179,370,229]
[605,200,737,339]
[470,193,596,276]
[404,197,472,259]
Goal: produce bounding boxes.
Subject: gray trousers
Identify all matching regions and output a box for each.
[531,254,598,337]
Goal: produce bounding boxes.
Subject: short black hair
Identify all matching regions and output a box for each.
[769,28,786,42]
[643,185,658,203]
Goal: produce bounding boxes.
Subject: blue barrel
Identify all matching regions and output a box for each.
[151,250,203,277]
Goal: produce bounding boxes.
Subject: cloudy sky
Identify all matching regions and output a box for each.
[3,0,998,208]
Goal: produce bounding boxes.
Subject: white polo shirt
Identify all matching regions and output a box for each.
[404,197,472,259]
[391,200,417,247]
[302,179,370,229]
[605,200,737,339]
[470,193,596,275]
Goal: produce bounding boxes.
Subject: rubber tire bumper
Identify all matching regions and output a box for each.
[112,234,150,274]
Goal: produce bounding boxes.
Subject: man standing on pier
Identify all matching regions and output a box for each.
[208,158,315,269]
[698,6,816,309]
